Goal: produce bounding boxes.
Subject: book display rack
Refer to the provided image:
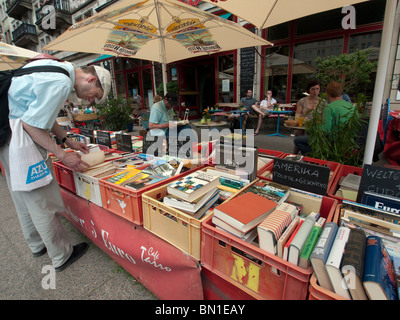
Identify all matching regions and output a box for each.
[33,134,400,300]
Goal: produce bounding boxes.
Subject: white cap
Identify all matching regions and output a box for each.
[93,65,111,104]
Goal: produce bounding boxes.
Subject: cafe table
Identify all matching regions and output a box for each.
[266,110,292,138]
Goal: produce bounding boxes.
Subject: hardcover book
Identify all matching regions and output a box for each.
[325,226,351,299]
[341,228,368,300]
[288,215,315,266]
[277,216,300,259]
[167,171,220,202]
[299,224,322,269]
[362,191,400,216]
[257,203,298,255]
[363,235,398,300]
[213,192,278,234]
[310,222,338,292]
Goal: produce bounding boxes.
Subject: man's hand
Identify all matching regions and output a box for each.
[60,151,90,172]
[65,138,89,154]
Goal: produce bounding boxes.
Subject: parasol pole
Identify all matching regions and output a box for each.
[363,0,397,165]
[154,0,168,95]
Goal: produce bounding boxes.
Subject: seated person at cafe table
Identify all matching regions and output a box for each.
[294,81,355,155]
[253,89,277,135]
[293,79,325,153]
[240,89,258,132]
[148,92,192,138]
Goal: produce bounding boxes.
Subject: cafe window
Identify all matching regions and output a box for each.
[142,68,154,109]
[291,37,343,101]
[127,72,141,106]
[218,54,234,103]
[264,46,290,103]
[115,73,126,97]
[348,31,382,59]
[267,22,289,41]
[115,58,124,71]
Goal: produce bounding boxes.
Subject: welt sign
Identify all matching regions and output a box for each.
[272,158,330,195]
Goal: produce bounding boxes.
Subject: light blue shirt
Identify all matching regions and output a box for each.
[149,100,174,136]
[8,59,75,130]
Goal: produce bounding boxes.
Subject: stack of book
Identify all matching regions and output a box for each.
[163,171,221,220]
[310,200,400,300]
[212,192,278,243]
[334,173,361,201]
[215,142,258,181]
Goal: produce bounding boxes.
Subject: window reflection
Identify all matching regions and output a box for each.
[218,54,234,103]
[264,46,289,103]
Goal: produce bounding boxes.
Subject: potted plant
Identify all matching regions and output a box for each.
[95,95,134,131]
[306,93,368,166]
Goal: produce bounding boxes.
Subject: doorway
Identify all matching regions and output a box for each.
[197,60,216,110]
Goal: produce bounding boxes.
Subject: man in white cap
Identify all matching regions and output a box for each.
[0,59,111,272]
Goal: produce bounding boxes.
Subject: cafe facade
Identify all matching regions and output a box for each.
[94,0,398,118]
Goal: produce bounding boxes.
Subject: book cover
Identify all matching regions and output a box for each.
[244,180,290,204]
[341,228,368,300]
[325,226,351,299]
[299,224,322,269]
[310,222,338,292]
[362,191,400,216]
[288,215,315,266]
[287,189,322,215]
[277,216,300,259]
[163,188,219,213]
[257,205,296,256]
[124,175,166,190]
[213,192,278,233]
[105,168,143,185]
[167,171,220,202]
[363,235,398,300]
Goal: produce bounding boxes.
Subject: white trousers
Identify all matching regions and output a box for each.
[0,139,73,268]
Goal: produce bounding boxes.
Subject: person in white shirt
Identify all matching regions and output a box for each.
[253,90,277,135]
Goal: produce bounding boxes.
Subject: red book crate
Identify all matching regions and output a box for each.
[327,164,363,202]
[201,193,338,300]
[257,148,284,175]
[99,164,205,226]
[257,154,340,193]
[53,161,76,193]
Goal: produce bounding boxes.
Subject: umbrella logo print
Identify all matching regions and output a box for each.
[167,17,221,54]
[103,18,157,57]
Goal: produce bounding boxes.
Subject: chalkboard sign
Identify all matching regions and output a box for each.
[240,46,255,98]
[272,158,330,195]
[142,134,164,157]
[356,164,400,203]
[167,136,192,158]
[116,134,133,153]
[96,130,111,148]
[80,128,94,143]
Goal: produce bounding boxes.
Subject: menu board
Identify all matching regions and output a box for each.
[95,130,111,148]
[79,128,94,143]
[356,164,400,202]
[272,158,330,195]
[116,134,133,153]
[240,46,255,98]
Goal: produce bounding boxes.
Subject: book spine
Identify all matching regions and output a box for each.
[300,225,322,260]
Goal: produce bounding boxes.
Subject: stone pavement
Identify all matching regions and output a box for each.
[0,121,388,300]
